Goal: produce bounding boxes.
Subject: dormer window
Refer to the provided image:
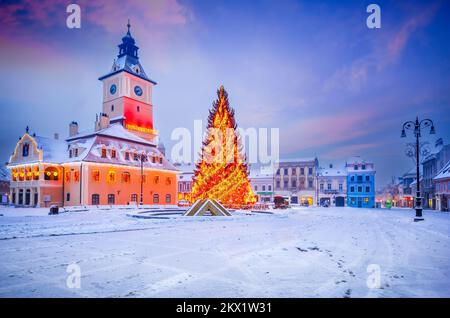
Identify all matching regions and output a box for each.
[111,149,116,159]
[22,143,29,157]
[101,148,107,158]
[69,149,73,158]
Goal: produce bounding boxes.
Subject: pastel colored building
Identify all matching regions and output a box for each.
[174,162,195,204]
[274,158,319,205]
[7,23,178,207]
[317,164,347,207]
[249,168,274,203]
[346,157,376,208]
[434,161,450,212]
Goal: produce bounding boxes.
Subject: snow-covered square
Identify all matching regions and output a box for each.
[0,206,449,298]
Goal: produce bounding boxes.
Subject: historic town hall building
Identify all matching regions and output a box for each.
[7,23,178,207]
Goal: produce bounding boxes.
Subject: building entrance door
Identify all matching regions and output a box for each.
[336,196,345,207]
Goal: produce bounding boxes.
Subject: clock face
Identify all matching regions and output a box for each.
[110,84,117,95]
[134,86,143,96]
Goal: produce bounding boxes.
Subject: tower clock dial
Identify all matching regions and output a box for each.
[134,85,143,96]
[110,84,117,95]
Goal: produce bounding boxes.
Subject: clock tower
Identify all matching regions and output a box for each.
[98,21,157,142]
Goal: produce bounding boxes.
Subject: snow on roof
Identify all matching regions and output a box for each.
[83,136,178,171]
[276,157,317,164]
[67,123,155,146]
[0,166,10,181]
[172,162,195,174]
[34,136,68,163]
[317,166,347,177]
[434,161,450,181]
[346,156,371,165]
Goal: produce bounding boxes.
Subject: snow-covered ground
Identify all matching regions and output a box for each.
[0,205,449,298]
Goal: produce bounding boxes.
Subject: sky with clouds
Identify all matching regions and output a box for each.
[0,0,449,187]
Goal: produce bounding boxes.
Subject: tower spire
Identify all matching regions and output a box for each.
[127,19,131,35]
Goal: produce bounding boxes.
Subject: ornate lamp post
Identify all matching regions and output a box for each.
[401,117,435,221]
[139,153,148,206]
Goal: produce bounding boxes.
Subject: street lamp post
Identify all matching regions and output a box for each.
[139,153,147,206]
[401,116,435,222]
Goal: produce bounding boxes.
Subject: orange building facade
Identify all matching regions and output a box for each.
[7,23,178,207]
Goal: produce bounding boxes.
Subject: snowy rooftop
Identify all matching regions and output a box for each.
[275,157,317,164]
[434,161,450,181]
[67,123,155,146]
[0,166,10,181]
[317,166,347,177]
[34,136,68,163]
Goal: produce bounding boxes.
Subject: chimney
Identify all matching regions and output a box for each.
[69,121,78,137]
[96,113,110,131]
[54,133,59,140]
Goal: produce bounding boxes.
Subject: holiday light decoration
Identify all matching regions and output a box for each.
[190,86,256,207]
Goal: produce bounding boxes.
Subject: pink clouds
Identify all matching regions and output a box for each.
[387,3,440,62]
[280,111,375,154]
[0,0,191,38]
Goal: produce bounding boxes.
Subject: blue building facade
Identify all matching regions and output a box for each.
[346,157,376,208]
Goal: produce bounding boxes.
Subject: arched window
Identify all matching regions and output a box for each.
[92,194,100,205]
[22,143,29,157]
[108,194,115,204]
[25,167,32,181]
[122,172,131,183]
[153,193,159,203]
[165,194,171,203]
[131,194,138,202]
[154,176,160,184]
[107,170,116,183]
[33,167,39,180]
[44,167,59,181]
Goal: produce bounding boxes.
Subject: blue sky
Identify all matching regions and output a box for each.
[0,0,449,187]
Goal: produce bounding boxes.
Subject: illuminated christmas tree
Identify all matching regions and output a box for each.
[190,86,256,207]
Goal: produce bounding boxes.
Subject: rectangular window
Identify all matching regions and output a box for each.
[111,149,116,158]
[65,171,70,182]
[308,180,313,188]
[339,184,343,191]
[292,168,296,175]
[262,185,266,191]
[366,186,370,193]
[165,194,171,203]
[354,166,358,170]
[66,193,70,202]
[327,183,331,190]
[134,153,139,161]
[291,180,297,188]
[268,185,272,191]
[276,169,280,176]
[108,194,115,205]
[308,167,313,175]
[362,165,366,170]
[125,152,130,160]
[357,176,363,182]
[366,175,370,181]
[283,180,288,188]
[350,186,355,192]
[320,183,324,190]
[276,181,280,188]
[74,171,80,182]
[74,148,78,157]
[92,170,100,182]
[358,186,362,193]
[284,168,288,175]
[101,148,107,158]
[300,168,305,175]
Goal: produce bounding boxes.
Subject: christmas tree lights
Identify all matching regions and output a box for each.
[190,86,256,207]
